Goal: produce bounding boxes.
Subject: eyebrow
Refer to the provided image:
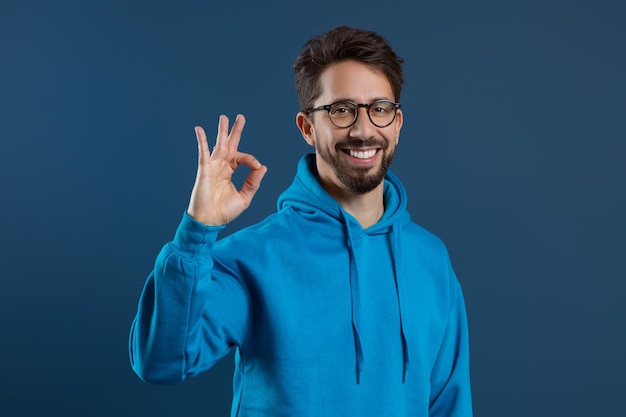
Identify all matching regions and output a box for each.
[330,97,393,103]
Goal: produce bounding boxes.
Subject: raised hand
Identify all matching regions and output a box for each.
[187,114,267,226]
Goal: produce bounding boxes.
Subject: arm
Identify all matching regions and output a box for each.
[429,269,473,416]
[128,115,267,383]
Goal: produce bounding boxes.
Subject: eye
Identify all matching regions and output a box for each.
[371,102,393,114]
[330,103,356,117]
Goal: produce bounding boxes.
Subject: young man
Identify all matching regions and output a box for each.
[129,26,473,416]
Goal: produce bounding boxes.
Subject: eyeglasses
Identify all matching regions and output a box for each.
[306,99,401,128]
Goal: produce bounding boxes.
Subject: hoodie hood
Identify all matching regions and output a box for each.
[277,153,412,383]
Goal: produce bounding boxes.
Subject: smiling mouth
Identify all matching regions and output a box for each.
[341,148,380,160]
[349,149,377,159]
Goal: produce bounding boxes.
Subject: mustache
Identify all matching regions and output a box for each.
[335,138,388,149]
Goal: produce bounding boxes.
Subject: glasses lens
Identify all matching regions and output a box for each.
[369,101,396,127]
[327,100,398,128]
[329,102,357,128]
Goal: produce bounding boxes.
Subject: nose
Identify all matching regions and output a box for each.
[349,107,376,139]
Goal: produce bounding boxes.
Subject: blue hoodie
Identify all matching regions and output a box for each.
[129,153,473,416]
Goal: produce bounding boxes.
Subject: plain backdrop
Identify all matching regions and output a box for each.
[1,1,625,416]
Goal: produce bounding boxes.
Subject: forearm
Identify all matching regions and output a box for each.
[129,213,239,383]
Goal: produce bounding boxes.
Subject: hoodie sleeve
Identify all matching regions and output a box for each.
[128,212,251,384]
[429,266,473,416]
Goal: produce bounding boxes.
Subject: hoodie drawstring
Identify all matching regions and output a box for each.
[392,222,410,382]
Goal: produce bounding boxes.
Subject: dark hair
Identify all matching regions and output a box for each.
[293,26,404,112]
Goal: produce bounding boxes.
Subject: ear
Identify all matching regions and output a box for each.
[394,108,403,145]
[296,112,316,147]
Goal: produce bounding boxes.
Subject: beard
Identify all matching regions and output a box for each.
[317,138,396,194]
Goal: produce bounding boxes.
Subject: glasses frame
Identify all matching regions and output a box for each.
[306,99,401,128]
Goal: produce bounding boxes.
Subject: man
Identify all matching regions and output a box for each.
[129,26,473,416]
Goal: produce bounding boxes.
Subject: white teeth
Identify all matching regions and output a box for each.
[349,149,377,159]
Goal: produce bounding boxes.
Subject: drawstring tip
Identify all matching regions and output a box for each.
[356,369,361,384]
[402,368,408,383]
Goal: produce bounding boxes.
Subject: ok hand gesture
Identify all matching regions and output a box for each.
[187,114,267,226]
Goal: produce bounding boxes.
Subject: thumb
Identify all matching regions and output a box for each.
[239,165,268,205]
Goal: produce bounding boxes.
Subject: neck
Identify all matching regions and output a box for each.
[321,180,385,229]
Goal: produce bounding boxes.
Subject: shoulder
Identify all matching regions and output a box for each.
[403,221,449,255]
[400,220,457,282]
[214,209,299,252]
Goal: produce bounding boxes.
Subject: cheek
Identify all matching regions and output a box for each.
[314,129,334,150]
[393,127,400,144]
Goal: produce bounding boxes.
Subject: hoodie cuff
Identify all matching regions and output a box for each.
[170,211,226,259]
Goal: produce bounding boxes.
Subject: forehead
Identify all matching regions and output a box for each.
[317,60,394,103]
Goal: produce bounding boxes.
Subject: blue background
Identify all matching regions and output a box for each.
[1,1,625,416]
